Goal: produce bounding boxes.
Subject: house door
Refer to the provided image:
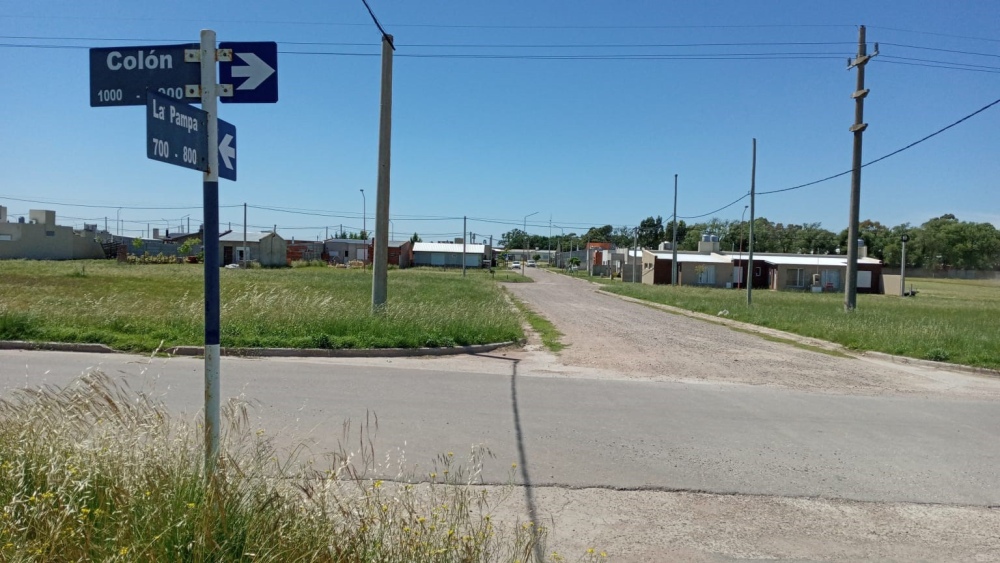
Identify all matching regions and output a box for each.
[223,246,233,265]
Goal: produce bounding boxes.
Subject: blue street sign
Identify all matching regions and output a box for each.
[146,91,207,172]
[90,44,199,107]
[219,42,278,103]
[218,119,237,181]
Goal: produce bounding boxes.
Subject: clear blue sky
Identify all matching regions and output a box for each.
[1,1,998,244]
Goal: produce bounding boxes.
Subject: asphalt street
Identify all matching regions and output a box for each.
[1,349,997,507]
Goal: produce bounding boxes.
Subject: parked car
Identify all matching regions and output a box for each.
[510,261,522,270]
[526,260,537,268]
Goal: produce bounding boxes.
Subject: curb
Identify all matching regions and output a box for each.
[0,341,119,354]
[596,290,1000,379]
[0,340,517,359]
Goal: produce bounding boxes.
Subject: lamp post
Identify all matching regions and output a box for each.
[523,211,538,274]
[359,189,366,239]
[738,205,749,289]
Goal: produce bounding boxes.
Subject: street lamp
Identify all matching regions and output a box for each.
[523,211,538,274]
[738,205,749,289]
[359,189,366,239]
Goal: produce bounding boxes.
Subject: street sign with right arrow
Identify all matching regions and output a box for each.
[219,41,278,104]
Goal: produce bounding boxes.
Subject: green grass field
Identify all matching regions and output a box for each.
[597,276,1000,370]
[0,261,522,353]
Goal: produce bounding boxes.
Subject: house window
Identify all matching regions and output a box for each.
[786,268,805,287]
[695,265,716,285]
[46,231,56,237]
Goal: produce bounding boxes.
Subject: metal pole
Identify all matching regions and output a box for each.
[242,202,247,266]
[200,29,221,476]
[900,234,908,296]
[359,189,366,239]
[671,174,678,286]
[372,35,393,310]
[747,139,756,306]
[846,25,874,311]
[462,216,467,277]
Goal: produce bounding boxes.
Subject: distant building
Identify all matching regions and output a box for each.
[639,236,883,293]
[219,231,286,267]
[0,207,104,260]
[412,241,489,268]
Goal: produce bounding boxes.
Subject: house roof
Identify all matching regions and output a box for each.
[219,231,278,243]
[645,250,881,266]
[413,242,486,254]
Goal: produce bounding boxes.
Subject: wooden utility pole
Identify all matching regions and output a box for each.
[845,25,877,311]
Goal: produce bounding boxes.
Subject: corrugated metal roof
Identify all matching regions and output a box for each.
[413,242,486,254]
[219,231,278,243]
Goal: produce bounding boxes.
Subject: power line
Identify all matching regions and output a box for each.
[868,25,1000,44]
[359,0,394,49]
[877,58,1000,74]
[879,54,1000,72]
[879,42,1000,59]
[756,96,1000,196]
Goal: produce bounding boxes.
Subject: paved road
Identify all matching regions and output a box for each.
[1,349,997,506]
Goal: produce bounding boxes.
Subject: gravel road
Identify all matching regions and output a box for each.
[503,267,1000,398]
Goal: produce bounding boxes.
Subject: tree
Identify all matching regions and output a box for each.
[409,232,422,244]
[637,216,665,249]
[178,237,201,258]
[582,225,614,244]
[568,256,581,267]
[132,237,144,250]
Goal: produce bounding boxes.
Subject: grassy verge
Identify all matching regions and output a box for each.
[507,294,566,353]
[599,278,1000,370]
[0,372,545,561]
[0,261,523,353]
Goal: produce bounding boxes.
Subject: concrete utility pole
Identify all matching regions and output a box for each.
[747,139,756,306]
[462,215,467,277]
[523,211,538,274]
[372,34,394,311]
[632,227,638,283]
[242,202,247,266]
[845,25,877,311]
[671,174,679,286]
[900,233,909,296]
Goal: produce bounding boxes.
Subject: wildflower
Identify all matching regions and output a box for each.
[187,502,196,509]
[588,548,595,554]
[429,472,437,479]
[447,452,453,457]
[512,463,517,469]
[374,480,382,488]
[119,547,129,556]
[256,428,265,436]
[601,552,607,558]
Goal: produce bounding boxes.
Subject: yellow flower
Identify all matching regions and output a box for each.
[374,480,383,488]
[601,552,607,558]
[447,452,454,457]
[588,548,595,554]
[512,462,517,469]
[187,502,196,509]
[119,547,129,555]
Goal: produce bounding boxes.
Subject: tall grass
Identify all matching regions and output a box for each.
[600,278,1000,370]
[0,372,545,561]
[0,261,522,353]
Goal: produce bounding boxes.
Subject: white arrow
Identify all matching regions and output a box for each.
[231,52,275,91]
[219,134,235,170]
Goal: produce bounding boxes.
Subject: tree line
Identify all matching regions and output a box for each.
[496,214,1000,270]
